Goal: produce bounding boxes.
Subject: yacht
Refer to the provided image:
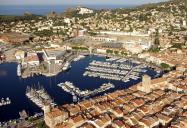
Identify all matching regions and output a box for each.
[73,55,85,62]
[17,64,21,76]
[63,62,71,71]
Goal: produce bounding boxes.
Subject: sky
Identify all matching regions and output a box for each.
[0,0,168,5]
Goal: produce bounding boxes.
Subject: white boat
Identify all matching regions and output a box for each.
[0,97,11,106]
[63,62,71,71]
[26,86,56,110]
[73,55,85,62]
[17,64,21,76]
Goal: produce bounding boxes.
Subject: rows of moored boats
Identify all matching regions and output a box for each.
[106,57,141,64]
[0,97,11,107]
[106,57,120,61]
[83,60,148,82]
[90,60,133,70]
[26,86,56,110]
[58,81,115,98]
[86,66,129,75]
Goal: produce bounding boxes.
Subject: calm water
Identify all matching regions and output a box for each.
[0,5,135,16]
[0,55,157,121]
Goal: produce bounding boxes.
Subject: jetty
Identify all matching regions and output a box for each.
[57,81,114,98]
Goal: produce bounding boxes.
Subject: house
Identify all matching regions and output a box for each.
[15,50,25,60]
[44,108,69,128]
[24,52,40,66]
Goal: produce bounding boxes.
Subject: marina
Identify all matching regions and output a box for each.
[83,60,148,82]
[0,55,158,121]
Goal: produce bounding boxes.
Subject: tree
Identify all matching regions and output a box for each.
[106,49,113,54]
[154,29,160,46]
[28,117,34,123]
[129,25,133,32]
[88,32,97,36]
[149,47,160,52]
[114,51,119,55]
[37,121,46,128]
[121,51,127,56]
[170,43,183,49]
[160,63,170,70]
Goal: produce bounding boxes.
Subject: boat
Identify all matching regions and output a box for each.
[58,81,115,98]
[73,55,85,62]
[72,94,78,103]
[26,86,56,110]
[17,64,21,76]
[0,97,11,106]
[63,62,71,71]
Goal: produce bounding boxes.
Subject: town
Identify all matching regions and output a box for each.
[0,0,187,127]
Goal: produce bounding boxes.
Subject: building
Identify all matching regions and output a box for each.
[138,75,168,93]
[42,49,64,64]
[96,48,107,54]
[77,7,94,15]
[24,52,40,66]
[141,75,151,93]
[73,29,87,37]
[99,31,150,37]
[15,50,25,60]
[89,36,117,42]
[44,107,69,128]
[183,20,186,27]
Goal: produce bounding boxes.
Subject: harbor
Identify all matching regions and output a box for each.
[0,55,159,122]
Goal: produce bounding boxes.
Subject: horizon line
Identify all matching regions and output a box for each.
[0,3,159,6]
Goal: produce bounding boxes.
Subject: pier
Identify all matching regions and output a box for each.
[57,81,115,98]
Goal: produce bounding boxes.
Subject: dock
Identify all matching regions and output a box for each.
[57,81,115,98]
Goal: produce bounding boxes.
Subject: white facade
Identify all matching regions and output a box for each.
[183,20,186,26]
[64,18,71,24]
[78,7,94,15]
[96,48,106,54]
[99,31,150,37]
[90,36,117,42]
